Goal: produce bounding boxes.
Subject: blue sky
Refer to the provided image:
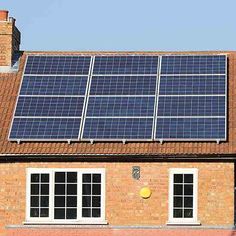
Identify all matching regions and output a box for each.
[2,0,236,51]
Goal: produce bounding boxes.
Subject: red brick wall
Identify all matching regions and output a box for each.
[0,161,234,236]
[6,228,236,236]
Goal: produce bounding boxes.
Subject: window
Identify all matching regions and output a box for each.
[168,168,198,224]
[26,168,106,224]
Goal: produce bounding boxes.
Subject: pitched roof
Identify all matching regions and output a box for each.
[0,51,235,157]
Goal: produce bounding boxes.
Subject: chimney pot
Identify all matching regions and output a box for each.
[0,10,9,21]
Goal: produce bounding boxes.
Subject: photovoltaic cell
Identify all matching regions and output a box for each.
[161,55,226,74]
[82,118,153,139]
[158,96,225,116]
[9,118,81,139]
[90,76,157,95]
[156,118,225,139]
[93,56,158,74]
[25,56,91,75]
[159,75,225,95]
[20,76,88,95]
[86,97,155,117]
[15,97,84,117]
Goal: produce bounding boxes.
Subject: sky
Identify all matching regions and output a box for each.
[2,0,236,51]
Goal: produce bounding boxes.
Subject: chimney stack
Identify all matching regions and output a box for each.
[0,10,21,70]
[0,10,8,21]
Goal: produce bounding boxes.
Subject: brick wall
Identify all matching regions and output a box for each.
[0,19,20,67]
[0,161,234,236]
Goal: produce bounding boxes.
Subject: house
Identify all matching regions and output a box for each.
[0,10,235,236]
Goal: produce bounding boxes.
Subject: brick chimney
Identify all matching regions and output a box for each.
[0,10,21,69]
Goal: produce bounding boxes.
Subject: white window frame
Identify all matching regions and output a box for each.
[25,168,106,224]
[168,168,199,225]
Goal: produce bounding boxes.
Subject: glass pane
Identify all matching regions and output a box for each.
[55,184,65,195]
[184,185,193,195]
[41,196,49,207]
[184,197,193,208]
[93,174,101,183]
[54,208,65,219]
[67,184,77,195]
[40,208,49,217]
[173,184,183,195]
[41,184,49,195]
[184,209,193,218]
[41,174,49,183]
[92,196,101,207]
[83,174,91,183]
[174,174,183,183]
[67,196,77,207]
[55,196,65,207]
[31,196,39,207]
[92,184,101,195]
[31,174,39,183]
[55,172,65,183]
[82,184,91,195]
[30,208,39,217]
[173,197,182,207]
[82,208,91,217]
[92,209,101,217]
[31,184,39,195]
[66,208,77,219]
[184,174,193,183]
[173,209,182,218]
[82,196,91,207]
[67,172,77,183]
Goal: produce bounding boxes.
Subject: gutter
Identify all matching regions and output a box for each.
[0,153,236,162]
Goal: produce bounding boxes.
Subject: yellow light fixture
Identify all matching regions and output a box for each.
[139,187,152,199]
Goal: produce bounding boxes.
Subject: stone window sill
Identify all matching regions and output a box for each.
[21,220,108,226]
[166,221,201,226]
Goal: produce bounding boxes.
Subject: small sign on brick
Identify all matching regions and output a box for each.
[132,166,140,180]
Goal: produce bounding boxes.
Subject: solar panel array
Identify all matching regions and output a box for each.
[9,54,227,142]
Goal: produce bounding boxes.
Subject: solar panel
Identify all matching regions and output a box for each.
[81,56,159,140]
[25,56,91,75]
[90,76,157,95]
[10,118,81,139]
[9,55,92,140]
[15,97,85,117]
[86,97,155,117]
[155,55,227,141]
[93,56,158,74]
[158,96,225,116]
[82,118,153,139]
[156,118,225,139]
[159,75,225,95]
[161,55,226,74]
[20,76,88,95]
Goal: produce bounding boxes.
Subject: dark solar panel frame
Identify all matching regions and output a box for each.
[9,55,93,141]
[154,54,227,142]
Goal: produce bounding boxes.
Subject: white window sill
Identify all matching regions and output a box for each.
[23,220,108,226]
[166,221,201,226]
